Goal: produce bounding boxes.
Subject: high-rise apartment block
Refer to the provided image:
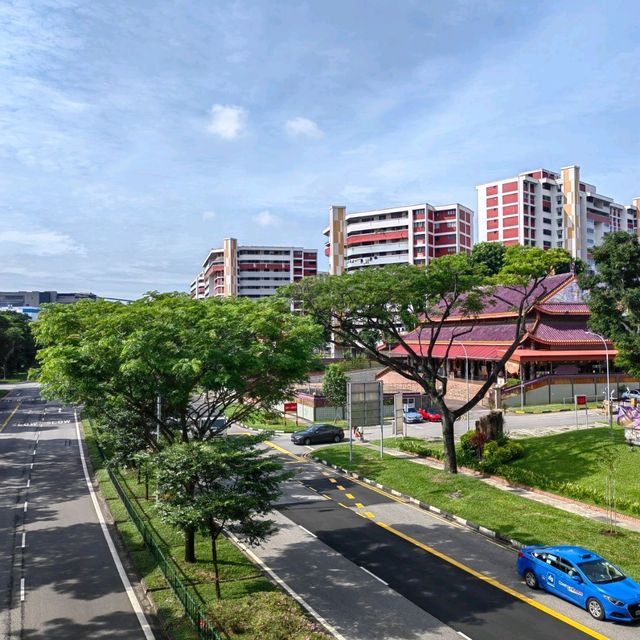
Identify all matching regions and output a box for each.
[476,166,640,269]
[190,238,317,300]
[324,202,473,275]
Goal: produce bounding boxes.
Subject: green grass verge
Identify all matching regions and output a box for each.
[314,444,640,581]
[83,420,329,640]
[503,427,640,517]
[505,401,599,413]
[0,389,7,399]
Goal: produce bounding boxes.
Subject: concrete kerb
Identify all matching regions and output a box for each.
[311,455,525,552]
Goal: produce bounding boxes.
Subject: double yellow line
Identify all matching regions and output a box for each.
[265,440,609,640]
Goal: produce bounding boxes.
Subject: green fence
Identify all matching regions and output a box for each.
[92,432,223,640]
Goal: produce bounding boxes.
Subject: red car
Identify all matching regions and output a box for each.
[418,407,442,422]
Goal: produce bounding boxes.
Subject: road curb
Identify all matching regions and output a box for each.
[312,456,525,552]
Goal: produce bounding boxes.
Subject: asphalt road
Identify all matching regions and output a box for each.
[246,432,640,640]
[0,385,153,640]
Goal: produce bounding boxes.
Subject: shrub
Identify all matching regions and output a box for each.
[479,439,524,472]
[397,439,444,460]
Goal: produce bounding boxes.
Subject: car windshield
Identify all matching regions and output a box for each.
[578,559,626,584]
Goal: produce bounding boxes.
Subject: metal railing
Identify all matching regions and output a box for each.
[93,432,222,640]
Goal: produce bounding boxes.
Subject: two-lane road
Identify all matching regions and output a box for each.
[0,385,154,640]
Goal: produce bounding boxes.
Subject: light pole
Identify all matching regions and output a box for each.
[457,342,471,432]
[586,331,612,431]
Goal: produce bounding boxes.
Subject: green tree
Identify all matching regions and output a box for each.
[287,247,572,473]
[0,311,36,379]
[34,293,322,561]
[322,364,348,423]
[155,437,290,595]
[470,241,506,276]
[580,232,640,377]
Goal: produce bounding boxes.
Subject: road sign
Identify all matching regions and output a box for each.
[283,402,297,413]
[348,381,384,462]
[575,394,587,406]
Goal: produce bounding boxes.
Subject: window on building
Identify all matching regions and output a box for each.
[543,229,552,236]
[543,218,551,225]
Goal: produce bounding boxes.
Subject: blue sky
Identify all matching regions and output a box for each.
[1,0,639,299]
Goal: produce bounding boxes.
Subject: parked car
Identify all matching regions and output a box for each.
[620,389,640,402]
[418,407,442,422]
[291,424,344,446]
[403,408,424,423]
[517,544,640,622]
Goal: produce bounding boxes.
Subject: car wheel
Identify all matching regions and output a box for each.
[523,570,538,590]
[587,598,605,621]
[333,434,341,443]
[304,438,311,446]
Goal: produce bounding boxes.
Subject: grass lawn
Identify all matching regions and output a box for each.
[505,427,640,516]
[0,389,7,399]
[505,401,599,413]
[83,420,328,640]
[314,444,640,581]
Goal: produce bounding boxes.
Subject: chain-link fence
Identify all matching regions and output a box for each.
[92,430,222,640]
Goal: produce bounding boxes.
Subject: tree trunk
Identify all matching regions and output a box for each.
[210,527,221,600]
[441,410,458,474]
[184,526,196,563]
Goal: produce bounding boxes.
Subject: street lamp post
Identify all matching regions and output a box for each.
[457,342,471,432]
[586,331,612,431]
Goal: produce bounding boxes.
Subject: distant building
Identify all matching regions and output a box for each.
[323,202,473,275]
[0,291,97,307]
[476,166,640,271]
[190,237,318,300]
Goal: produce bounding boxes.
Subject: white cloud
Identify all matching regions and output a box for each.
[0,230,86,257]
[207,104,247,139]
[254,210,280,227]
[285,117,324,139]
[202,210,217,220]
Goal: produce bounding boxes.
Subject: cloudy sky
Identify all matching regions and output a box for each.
[1,0,639,299]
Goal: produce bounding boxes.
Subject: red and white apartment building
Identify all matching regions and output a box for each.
[477,165,640,270]
[190,237,317,300]
[324,202,473,275]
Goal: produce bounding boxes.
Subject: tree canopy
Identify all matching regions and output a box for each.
[0,311,36,379]
[287,247,573,472]
[34,293,323,447]
[322,364,348,423]
[156,436,290,588]
[580,231,640,377]
[470,241,506,276]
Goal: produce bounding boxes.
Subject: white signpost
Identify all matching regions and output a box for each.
[347,381,384,462]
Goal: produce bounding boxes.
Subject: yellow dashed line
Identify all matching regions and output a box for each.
[355,502,364,508]
[329,478,337,484]
[345,493,355,500]
[321,471,330,476]
[364,512,375,519]
[336,485,345,491]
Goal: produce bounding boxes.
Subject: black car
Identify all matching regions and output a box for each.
[291,423,345,446]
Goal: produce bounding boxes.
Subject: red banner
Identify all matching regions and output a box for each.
[284,402,297,413]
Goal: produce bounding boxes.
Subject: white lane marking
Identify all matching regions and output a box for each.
[23,501,27,513]
[21,532,26,549]
[360,566,388,586]
[26,479,30,489]
[73,411,155,640]
[298,525,317,538]
[457,633,472,640]
[29,463,33,470]
[228,531,347,640]
[20,578,25,602]
[305,446,314,451]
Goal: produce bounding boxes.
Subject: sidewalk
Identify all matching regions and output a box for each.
[361,442,640,534]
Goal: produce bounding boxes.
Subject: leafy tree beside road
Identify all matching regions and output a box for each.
[287,246,572,473]
[322,364,347,423]
[0,311,36,380]
[581,231,640,377]
[156,436,290,599]
[34,293,323,561]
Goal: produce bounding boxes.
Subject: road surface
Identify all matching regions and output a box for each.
[0,385,154,640]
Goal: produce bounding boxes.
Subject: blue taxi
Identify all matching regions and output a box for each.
[517,545,640,622]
